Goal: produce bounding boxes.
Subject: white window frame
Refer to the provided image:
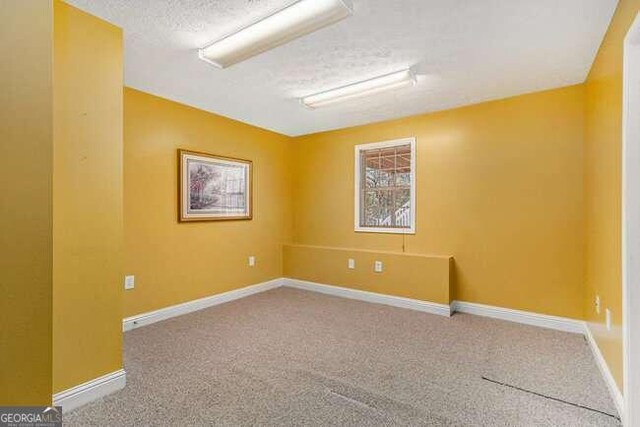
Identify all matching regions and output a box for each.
[354,137,416,234]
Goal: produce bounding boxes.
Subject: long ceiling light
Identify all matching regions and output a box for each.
[199,0,353,68]
[301,69,416,108]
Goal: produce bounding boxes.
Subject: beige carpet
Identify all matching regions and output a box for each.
[66,287,620,426]
[483,320,618,418]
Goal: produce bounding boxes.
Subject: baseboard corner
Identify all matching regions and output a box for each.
[53,369,126,413]
[583,323,624,418]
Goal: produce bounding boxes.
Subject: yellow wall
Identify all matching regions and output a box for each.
[0,0,54,405]
[584,0,640,391]
[292,85,586,319]
[284,245,451,304]
[123,88,292,317]
[52,1,124,392]
[2,0,631,404]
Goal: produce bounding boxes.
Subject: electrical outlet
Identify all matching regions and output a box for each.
[606,309,612,331]
[595,295,601,314]
[348,258,355,269]
[248,256,256,267]
[124,275,135,290]
[374,261,383,273]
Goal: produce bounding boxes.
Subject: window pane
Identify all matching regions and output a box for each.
[364,152,396,188]
[358,142,413,230]
[362,190,394,227]
[365,166,393,188]
[394,188,411,227]
[396,170,411,186]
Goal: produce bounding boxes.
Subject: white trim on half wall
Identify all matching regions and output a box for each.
[281,278,451,317]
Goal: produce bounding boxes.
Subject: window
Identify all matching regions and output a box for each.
[354,137,416,234]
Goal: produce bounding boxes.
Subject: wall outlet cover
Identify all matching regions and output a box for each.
[348,258,355,269]
[124,275,135,290]
[374,261,383,273]
[248,256,256,267]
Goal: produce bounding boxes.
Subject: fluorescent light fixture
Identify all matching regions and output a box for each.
[301,69,416,108]
[199,0,352,68]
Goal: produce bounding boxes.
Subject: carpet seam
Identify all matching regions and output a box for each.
[481,376,621,421]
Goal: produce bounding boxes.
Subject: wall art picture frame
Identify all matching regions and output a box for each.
[178,149,253,222]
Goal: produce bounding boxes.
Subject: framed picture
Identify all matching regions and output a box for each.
[178,149,252,222]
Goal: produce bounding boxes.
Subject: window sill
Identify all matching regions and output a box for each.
[355,226,415,235]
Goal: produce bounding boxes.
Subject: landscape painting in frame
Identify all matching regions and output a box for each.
[179,150,252,222]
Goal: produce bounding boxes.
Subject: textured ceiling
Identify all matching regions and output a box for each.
[65,0,617,136]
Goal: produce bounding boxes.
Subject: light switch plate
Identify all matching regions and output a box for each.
[248,256,256,267]
[348,258,355,269]
[595,295,601,314]
[374,261,383,273]
[124,275,135,290]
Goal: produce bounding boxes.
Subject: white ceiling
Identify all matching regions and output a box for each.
[66,0,618,136]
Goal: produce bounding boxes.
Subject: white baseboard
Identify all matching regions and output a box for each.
[118,276,624,419]
[584,323,624,418]
[450,300,585,334]
[53,369,126,413]
[123,278,283,331]
[282,278,452,317]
